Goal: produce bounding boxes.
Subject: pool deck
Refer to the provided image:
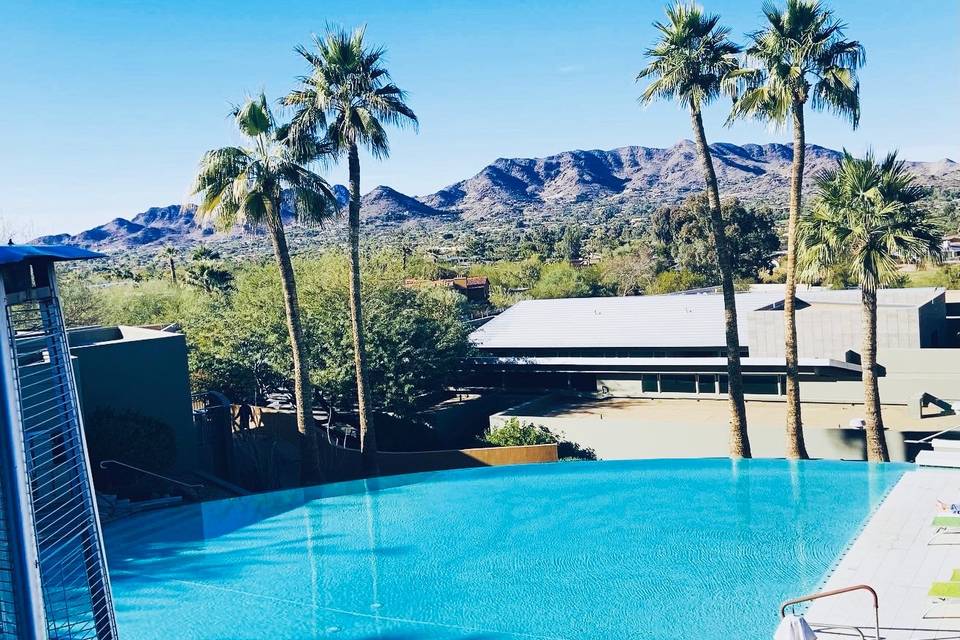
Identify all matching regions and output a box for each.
[806,468,960,639]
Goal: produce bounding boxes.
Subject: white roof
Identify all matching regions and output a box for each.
[470,288,944,350]
[470,292,783,349]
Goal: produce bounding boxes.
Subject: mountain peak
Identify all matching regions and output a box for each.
[33,142,959,251]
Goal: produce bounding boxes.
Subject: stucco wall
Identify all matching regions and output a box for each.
[490,406,910,462]
[69,327,196,472]
[747,305,923,358]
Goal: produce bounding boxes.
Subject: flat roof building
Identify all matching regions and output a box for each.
[467,286,960,461]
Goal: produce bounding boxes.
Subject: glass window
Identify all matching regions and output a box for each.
[696,374,716,394]
[718,375,728,394]
[743,375,779,395]
[659,374,696,393]
[641,374,658,392]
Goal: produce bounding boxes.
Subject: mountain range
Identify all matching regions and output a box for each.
[35,141,960,250]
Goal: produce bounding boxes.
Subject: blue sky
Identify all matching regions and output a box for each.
[2,0,958,236]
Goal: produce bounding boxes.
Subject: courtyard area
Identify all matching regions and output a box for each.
[492,395,960,461]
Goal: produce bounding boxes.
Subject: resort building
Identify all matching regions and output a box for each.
[67,325,198,472]
[468,286,960,460]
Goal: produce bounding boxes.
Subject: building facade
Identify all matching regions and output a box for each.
[468,286,957,411]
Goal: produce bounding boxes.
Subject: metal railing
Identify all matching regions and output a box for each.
[98,460,204,490]
[904,424,960,445]
[780,584,879,640]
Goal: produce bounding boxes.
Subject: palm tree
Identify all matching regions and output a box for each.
[637,2,751,458]
[285,26,417,470]
[160,245,178,284]
[191,94,337,481]
[798,151,941,461]
[728,0,864,459]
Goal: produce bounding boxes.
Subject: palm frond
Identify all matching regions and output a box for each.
[192,94,337,234]
[731,0,863,128]
[635,2,741,112]
[799,150,944,292]
[284,25,416,158]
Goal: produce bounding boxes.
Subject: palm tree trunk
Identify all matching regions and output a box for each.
[861,287,889,462]
[169,257,178,285]
[347,143,379,473]
[784,100,809,460]
[265,211,322,482]
[690,107,751,459]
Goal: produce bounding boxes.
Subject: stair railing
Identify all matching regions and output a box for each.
[99,460,205,490]
[779,584,879,640]
[904,424,960,445]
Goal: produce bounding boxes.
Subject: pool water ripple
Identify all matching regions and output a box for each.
[104,458,904,640]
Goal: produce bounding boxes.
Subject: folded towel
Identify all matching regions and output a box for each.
[774,614,818,640]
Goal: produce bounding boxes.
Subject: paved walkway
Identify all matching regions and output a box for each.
[806,469,960,639]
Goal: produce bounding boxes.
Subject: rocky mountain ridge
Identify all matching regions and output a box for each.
[35,141,959,249]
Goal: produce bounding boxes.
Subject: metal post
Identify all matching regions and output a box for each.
[0,276,46,640]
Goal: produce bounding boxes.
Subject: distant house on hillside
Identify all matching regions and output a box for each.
[942,235,960,262]
[404,276,490,303]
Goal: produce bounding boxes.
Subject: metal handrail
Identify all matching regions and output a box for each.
[99,460,204,490]
[904,424,960,445]
[780,584,879,640]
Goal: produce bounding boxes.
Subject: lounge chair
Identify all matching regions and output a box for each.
[924,569,960,619]
[928,515,960,545]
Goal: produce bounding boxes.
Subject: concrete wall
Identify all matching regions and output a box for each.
[233,405,558,489]
[69,326,196,472]
[490,408,910,462]
[747,304,923,358]
[876,348,960,406]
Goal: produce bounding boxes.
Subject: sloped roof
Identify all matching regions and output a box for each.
[0,245,104,266]
[470,287,944,350]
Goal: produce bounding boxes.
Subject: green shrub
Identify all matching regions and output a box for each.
[483,417,556,446]
[484,417,597,460]
[85,408,177,472]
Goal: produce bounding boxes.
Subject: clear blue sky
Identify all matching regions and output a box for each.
[2,0,957,236]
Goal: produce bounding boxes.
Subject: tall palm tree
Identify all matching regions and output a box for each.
[727,0,864,459]
[798,151,941,461]
[191,94,337,481]
[637,2,751,458]
[160,245,178,284]
[285,26,417,470]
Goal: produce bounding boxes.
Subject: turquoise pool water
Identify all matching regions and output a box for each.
[104,459,904,640]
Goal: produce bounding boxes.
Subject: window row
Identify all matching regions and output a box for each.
[638,373,785,396]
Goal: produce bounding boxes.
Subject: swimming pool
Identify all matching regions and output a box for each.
[103,459,905,640]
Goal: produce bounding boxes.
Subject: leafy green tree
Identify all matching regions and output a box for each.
[646,269,708,295]
[191,94,337,482]
[559,224,584,263]
[182,256,472,422]
[598,241,659,296]
[528,262,601,299]
[58,272,106,327]
[286,26,418,470]
[798,151,941,461]
[651,196,781,281]
[637,2,751,457]
[729,0,864,459]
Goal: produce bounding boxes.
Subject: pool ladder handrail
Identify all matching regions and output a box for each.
[780,584,879,640]
[99,459,205,490]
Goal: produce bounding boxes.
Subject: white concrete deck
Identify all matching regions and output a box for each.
[805,468,960,639]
